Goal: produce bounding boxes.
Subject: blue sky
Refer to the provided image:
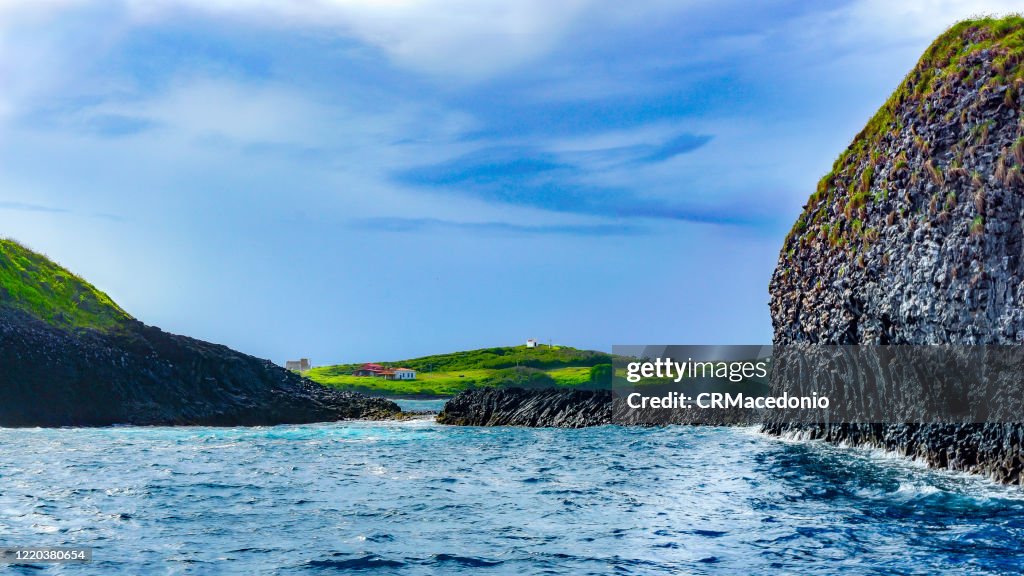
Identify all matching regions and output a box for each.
[0,0,1018,364]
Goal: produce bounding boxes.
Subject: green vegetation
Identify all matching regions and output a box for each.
[859,165,874,192]
[926,160,944,186]
[368,344,610,372]
[0,239,132,331]
[589,363,614,386]
[971,215,985,235]
[305,345,615,397]
[945,191,958,211]
[307,369,499,397]
[785,16,1024,250]
[548,366,594,386]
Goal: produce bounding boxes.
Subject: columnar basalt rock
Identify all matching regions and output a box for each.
[437,388,613,428]
[0,309,401,426]
[0,239,399,426]
[436,387,762,428]
[766,17,1024,484]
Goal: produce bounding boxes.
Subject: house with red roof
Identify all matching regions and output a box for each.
[353,363,385,377]
[352,363,416,380]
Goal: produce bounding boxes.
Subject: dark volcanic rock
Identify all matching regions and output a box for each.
[437,387,762,428]
[437,388,612,428]
[761,422,1024,485]
[766,18,1024,484]
[771,25,1024,346]
[0,309,400,426]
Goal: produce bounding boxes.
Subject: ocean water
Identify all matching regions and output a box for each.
[2,420,1024,575]
[393,399,447,413]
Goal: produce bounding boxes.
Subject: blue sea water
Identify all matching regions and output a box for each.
[393,399,447,412]
[2,419,1024,575]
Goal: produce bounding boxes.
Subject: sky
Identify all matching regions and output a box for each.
[0,0,1020,364]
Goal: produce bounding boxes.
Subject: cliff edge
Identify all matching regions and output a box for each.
[0,239,399,426]
[772,17,1024,344]
[767,17,1024,483]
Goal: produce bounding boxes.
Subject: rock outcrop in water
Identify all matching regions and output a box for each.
[766,17,1024,484]
[437,387,762,428]
[437,388,613,428]
[0,240,399,426]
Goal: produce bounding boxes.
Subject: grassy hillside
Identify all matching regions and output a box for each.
[305,345,613,397]
[0,239,132,331]
[786,15,1024,249]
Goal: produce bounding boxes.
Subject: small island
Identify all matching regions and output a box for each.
[303,343,615,398]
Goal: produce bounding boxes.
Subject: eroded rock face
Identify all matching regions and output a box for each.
[766,18,1024,484]
[436,387,762,428]
[437,388,613,428]
[0,309,400,426]
[760,422,1024,485]
[772,25,1024,345]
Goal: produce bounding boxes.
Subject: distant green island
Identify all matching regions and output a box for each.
[304,345,614,397]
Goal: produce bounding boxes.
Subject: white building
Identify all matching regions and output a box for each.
[526,339,538,348]
[393,368,416,380]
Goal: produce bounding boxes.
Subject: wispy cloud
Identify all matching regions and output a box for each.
[391,133,769,227]
[84,114,159,137]
[0,201,69,214]
[3,0,1024,360]
[124,0,595,80]
[628,133,713,164]
[91,212,128,222]
[0,0,594,86]
[0,201,126,222]
[351,217,644,236]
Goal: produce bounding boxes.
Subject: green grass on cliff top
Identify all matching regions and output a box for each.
[786,15,1024,247]
[305,345,612,397]
[0,238,132,331]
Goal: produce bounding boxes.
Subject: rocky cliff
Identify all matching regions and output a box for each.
[436,387,761,428]
[767,17,1024,484]
[772,17,1024,345]
[0,240,399,426]
[437,388,613,428]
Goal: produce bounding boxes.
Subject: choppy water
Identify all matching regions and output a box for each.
[2,418,1024,575]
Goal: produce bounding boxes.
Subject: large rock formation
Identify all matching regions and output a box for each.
[436,386,761,428]
[0,240,399,426]
[437,388,613,428]
[767,17,1024,484]
[772,18,1024,345]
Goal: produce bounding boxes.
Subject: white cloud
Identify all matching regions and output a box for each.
[843,0,1021,38]
[793,0,1022,50]
[121,0,593,79]
[0,0,599,129]
[2,0,1022,89]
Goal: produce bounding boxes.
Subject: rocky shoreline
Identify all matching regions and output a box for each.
[765,19,1024,485]
[437,388,613,427]
[762,422,1024,485]
[436,387,761,428]
[435,381,1024,485]
[0,308,400,427]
